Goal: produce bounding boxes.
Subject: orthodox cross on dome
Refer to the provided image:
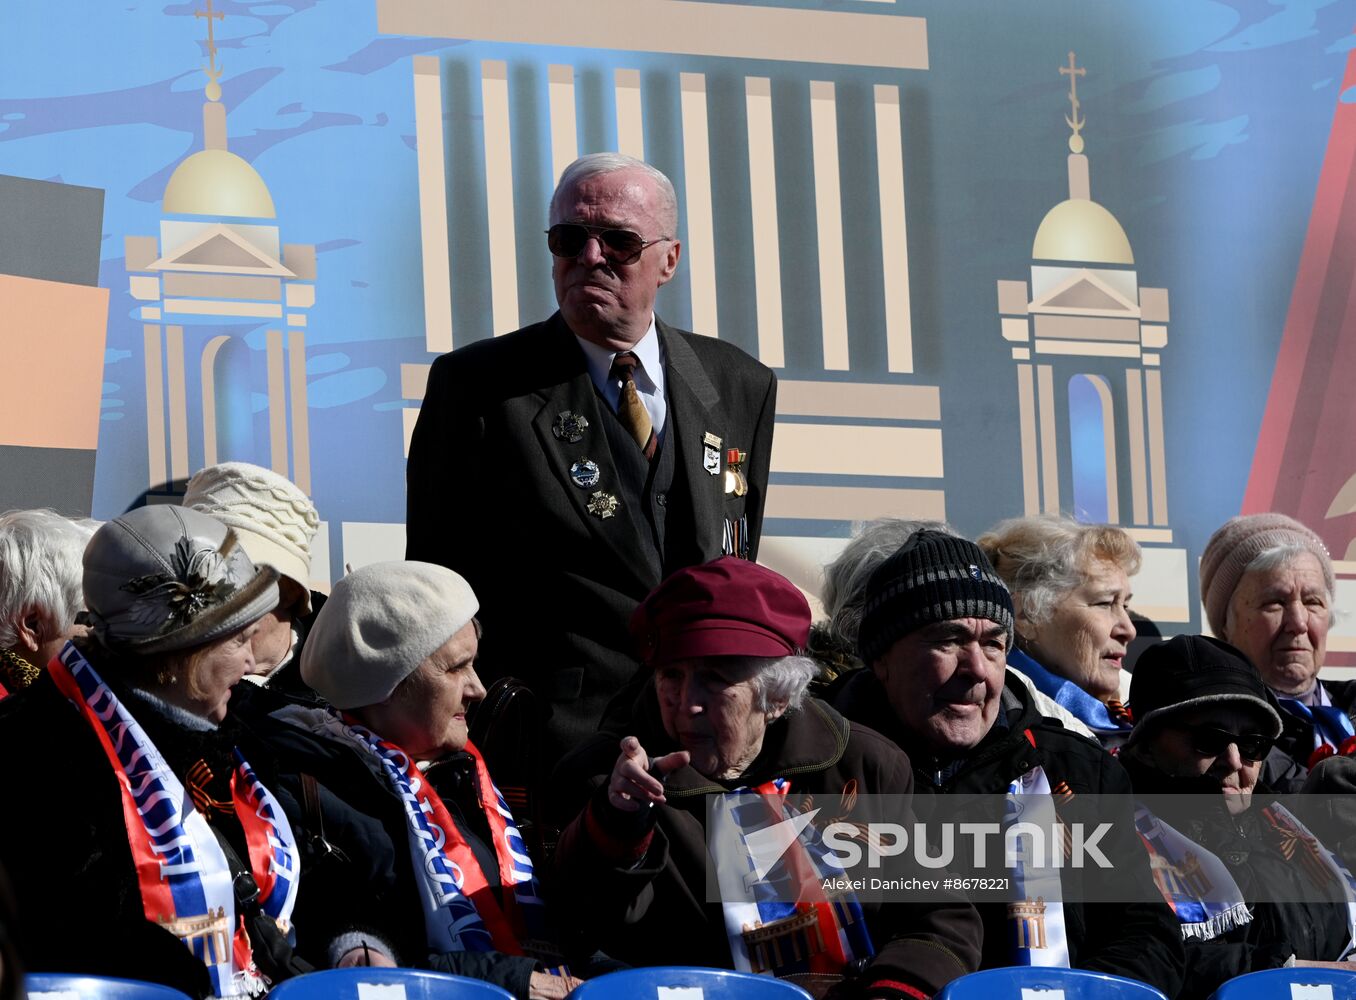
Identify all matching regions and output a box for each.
[195,0,226,103]
[1059,50,1087,154]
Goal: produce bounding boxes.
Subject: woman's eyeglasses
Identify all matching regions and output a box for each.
[546,223,672,265]
[1179,725,1274,762]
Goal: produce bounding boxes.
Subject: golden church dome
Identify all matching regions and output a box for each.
[163,148,276,219]
[1032,198,1133,265]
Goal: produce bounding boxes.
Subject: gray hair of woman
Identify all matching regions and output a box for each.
[822,518,953,648]
[0,509,98,651]
[977,514,1141,627]
[733,654,821,715]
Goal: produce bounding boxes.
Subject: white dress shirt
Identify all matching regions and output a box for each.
[574,316,668,441]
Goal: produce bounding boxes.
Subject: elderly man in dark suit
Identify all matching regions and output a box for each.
[406,153,777,758]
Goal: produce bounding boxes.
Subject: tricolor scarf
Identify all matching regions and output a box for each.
[1259,802,1356,959]
[709,778,874,977]
[271,705,551,959]
[1275,684,1356,755]
[1004,765,1071,967]
[49,643,300,997]
[1008,649,1133,737]
[1132,805,1251,940]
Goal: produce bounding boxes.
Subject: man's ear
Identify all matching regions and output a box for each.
[657,239,682,286]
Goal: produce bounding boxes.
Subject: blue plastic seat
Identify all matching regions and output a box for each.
[936,967,1169,999]
[25,974,194,999]
[267,968,513,999]
[568,967,812,998]
[1208,967,1356,1000]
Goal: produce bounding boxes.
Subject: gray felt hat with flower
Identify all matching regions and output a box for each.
[82,505,279,655]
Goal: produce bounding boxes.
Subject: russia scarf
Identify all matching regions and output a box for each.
[1275,684,1356,756]
[1133,805,1251,940]
[1260,802,1356,959]
[272,704,550,958]
[709,778,874,977]
[1005,765,1071,967]
[50,643,299,997]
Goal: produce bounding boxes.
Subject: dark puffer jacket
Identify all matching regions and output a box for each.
[828,668,1185,1000]
[1121,754,1353,999]
[550,682,984,999]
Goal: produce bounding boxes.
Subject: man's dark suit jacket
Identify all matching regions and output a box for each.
[406,313,777,756]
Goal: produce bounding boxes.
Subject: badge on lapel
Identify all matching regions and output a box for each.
[587,491,621,520]
[569,459,601,489]
[552,411,589,443]
[702,431,722,477]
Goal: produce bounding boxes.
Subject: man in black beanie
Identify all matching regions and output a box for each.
[827,529,1184,996]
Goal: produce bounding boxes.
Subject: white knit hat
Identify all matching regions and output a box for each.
[183,462,319,614]
[300,561,479,710]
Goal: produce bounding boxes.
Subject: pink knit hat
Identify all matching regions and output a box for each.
[1199,513,1334,637]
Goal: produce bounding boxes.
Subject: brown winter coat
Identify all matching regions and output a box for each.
[550,684,982,998]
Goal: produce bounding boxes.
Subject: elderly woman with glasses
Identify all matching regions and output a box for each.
[552,556,981,999]
[1120,635,1356,999]
[0,506,310,998]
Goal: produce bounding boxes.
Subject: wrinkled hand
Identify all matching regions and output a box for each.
[335,944,397,968]
[529,971,585,998]
[607,736,689,812]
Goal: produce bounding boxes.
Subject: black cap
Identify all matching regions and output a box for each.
[1128,634,1283,740]
[858,530,1015,664]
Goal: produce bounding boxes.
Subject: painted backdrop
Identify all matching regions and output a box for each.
[2,0,1354,655]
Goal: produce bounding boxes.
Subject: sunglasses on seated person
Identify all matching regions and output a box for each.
[1174,724,1274,762]
[546,223,673,265]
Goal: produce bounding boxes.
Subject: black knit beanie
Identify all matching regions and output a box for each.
[858,529,1015,664]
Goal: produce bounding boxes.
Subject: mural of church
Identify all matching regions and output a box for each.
[995,54,1190,625]
[124,2,316,499]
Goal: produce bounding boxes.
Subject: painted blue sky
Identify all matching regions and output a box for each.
[1,1,1351,588]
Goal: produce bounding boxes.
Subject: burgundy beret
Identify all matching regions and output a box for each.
[630,556,811,666]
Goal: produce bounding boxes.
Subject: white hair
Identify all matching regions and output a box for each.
[1226,543,1336,631]
[550,152,679,236]
[0,509,98,649]
[823,518,953,648]
[740,654,820,715]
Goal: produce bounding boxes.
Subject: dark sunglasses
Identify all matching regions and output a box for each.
[1179,725,1274,762]
[546,223,672,264]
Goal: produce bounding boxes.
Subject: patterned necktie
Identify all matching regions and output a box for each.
[608,351,657,460]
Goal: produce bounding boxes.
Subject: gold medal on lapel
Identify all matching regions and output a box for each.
[587,491,621,519]
[724,448,749,497]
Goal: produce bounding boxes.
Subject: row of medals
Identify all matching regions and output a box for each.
[551,410,747,521]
